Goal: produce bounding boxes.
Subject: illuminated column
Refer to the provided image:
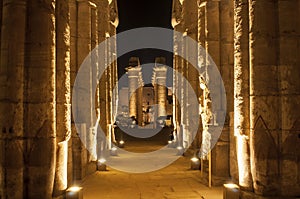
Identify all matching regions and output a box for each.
[53,0,71,196]
[0,0,26,197]
[183,0,198,148]
[278,0,300,195]
[137,74,144,126]
[109,0,119,124]
[98,0,109,153]
[24,0,56,197]
[249,0,280,195]
[73,0,94,180]
[127,59,141,119]
[233,0,253,190]
[171,0,183,132]
[154,58,167,118]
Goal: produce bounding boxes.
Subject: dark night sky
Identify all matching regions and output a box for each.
[116,0,173,85]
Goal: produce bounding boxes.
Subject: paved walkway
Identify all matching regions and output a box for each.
[82,140,223,199]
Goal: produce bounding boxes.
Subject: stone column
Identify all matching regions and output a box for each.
[183,0,199,149]
[53,0,71,196]
[24,0,56,198]
[69,0,82,183]
[0,0,26,198]
[233,0,253,190]
[249,0,280,195]
[97,0,109,157]
[172,0,183,133]
[278,0,300,196]
[128,66,140,119]
[153,59,167,118]
[73,0,94,180]
[137,75,144,126]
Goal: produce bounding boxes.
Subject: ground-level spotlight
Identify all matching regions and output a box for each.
[223,183,240,199]
[168,140,174,148]
[97,158,107,171]
[118,140,125,148]
[66,186,83,199]
[176,146,184,156]
[110,147,118,156]
[190,157,200,170]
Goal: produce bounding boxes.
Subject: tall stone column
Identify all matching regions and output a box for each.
[97,0,109,156]
[0,0,26,198]
[24,0,56,198]
[154,58,167,118]
[73,0,94,180]
[128,66,141,119]
[249,0,280,195]
[53,0,71,196]
[172,0,183,133]
[278,0,300,195]
[233,0,253,190]
[183,0,199,148]
[137,75,144,126]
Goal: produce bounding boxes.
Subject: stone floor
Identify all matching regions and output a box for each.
[81,140,223,199]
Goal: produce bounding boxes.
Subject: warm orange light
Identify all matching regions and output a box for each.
[177,146,183,150]
[67,186,82,192]
[119,140,124,145]
[191,157,199,162]
[224,183,239,189]
[98,158,106,164]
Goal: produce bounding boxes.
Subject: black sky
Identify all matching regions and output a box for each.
[116,0,173,83]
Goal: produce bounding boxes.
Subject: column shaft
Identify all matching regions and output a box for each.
[278,0,300,195]
[233,0,253,190]
[249,0,280,195]
[54,0,71,196]
[0,0,26,198]
[24,0,56,197]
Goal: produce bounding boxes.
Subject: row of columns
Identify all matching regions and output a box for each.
[172,0,232,177]
[234,0,300,196]
[0,0,118,198]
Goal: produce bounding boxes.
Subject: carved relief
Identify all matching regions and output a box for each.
[172,0,183,28]
[109,0,119,27]
[252,116,279,195]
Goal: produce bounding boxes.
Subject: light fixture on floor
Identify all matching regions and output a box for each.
[119,140,125,148]
[168,140,173,148]
[66,186,83,199]
[176,146,184,155]
[97,158,107,171]
[110,146,118,156]
[190,157,200,170]
[223,183,240,199]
